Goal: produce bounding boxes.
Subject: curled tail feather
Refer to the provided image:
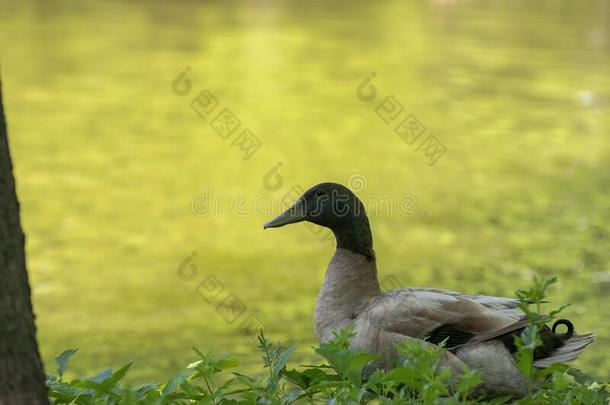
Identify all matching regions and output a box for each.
[473,318,595,367]
[437,318,594,367]
[552,319,574,338]
[534,331,595,368]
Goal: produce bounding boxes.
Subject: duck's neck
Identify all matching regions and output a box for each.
[332,215,375,261]
[314,248,381,342]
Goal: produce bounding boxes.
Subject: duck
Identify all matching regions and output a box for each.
[264,182,595,398]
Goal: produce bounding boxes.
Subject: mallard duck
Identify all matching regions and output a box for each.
[264,182,595,398]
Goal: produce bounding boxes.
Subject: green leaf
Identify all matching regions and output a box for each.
[72,379,107,393]
[217,357,240,370]
[316,339,379,385]
[86,368,113,383]
[569,367,596,385]
[548,303,571,320]
[282,387,303,404]
[102,362,132,389]
[54,348,78,378]
[282,368,309,390]
[162,369,192,396]
[273,346,294,378]
[456,368,482,399]
[180,380,205,398]
[515,325,541,378]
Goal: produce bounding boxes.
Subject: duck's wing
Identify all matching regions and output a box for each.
[365,288,523,348]
[364,288,595,366]
[462,294,523,320]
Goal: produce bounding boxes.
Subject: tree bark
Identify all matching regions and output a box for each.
[0,80,49,404]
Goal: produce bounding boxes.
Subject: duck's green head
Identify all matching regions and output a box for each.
[263,182,367,231]
[265,182,374,259]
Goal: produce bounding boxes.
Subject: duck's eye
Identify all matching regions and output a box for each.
[316,189,325,197]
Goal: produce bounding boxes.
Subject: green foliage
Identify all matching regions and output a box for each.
[514,277,570,382]
[515,276,570,323]
[514,324,541,379]
[315,326,379,386]
[48,278,608,404]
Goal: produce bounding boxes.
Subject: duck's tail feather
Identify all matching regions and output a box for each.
[533,332,595,368]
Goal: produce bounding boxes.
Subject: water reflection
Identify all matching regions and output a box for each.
[0,0,608,382]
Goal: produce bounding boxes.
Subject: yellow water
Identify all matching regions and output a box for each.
[1,0,609,382]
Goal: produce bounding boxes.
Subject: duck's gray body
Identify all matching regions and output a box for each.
[314,248,593,398]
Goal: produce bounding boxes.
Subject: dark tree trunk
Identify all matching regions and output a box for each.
[0,80,49,404]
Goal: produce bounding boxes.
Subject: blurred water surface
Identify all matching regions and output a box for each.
[1,0,609,381]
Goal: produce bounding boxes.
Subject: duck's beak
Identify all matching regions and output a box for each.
[264,199,307,229]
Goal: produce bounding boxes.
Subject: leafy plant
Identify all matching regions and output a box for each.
[47,277,608,404]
